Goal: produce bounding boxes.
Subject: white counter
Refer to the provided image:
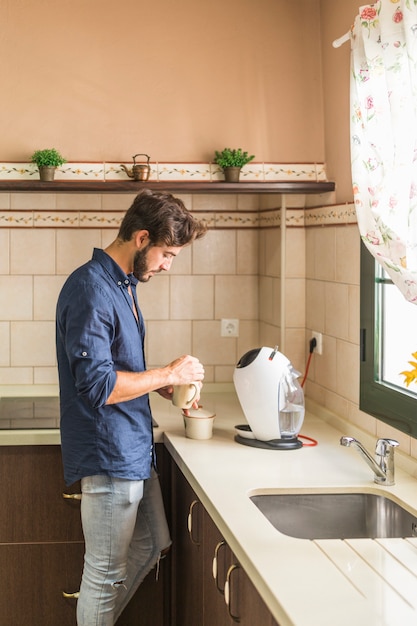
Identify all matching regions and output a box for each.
[2,388,417,625]
[150,390,417,626]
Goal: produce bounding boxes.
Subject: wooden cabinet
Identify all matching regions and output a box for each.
[1,542,84,626]
[0,445,84,626]
[230,562,280,626]
[170,457,204,625]
[203,512,233,625]
[0,444,169,626]
[170,458,280,626]
[1,442,278,625]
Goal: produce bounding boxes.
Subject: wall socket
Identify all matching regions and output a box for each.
[311,331,323,355]
[221,319,239,337]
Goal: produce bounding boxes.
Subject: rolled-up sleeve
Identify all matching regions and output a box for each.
[58,280,117,408]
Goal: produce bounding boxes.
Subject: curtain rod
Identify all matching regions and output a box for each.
[332,31,351,48]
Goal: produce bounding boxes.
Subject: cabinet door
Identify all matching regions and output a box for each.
[114,564,167,626]
[0,445,83,543]
[170,459,204,626]
[203,509,280,626]
[203,509,233,625]
[1,542,84,626]
[226,552,280,626]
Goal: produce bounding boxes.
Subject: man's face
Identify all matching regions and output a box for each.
[133,243,181,282]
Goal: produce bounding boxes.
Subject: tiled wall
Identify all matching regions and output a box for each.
[2,189,347,391]
[5,186,403,455]
[1,190,414,458]
[304,224,417,460]
[305,224,361,414]
[0,192,269,389]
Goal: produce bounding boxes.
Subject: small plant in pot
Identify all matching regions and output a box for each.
[31,148,67,181]
[213,148,255,182]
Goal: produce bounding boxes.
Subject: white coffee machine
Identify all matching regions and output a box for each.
[233,346,305,449]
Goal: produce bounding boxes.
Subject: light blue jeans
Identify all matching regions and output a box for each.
[76,468,171,626]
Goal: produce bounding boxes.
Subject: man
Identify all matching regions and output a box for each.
[56,189,207,625]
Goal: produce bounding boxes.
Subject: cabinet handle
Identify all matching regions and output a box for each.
[62,591,80,599]
[224,563,241,622]
[187,499,200,546]
[62,492,82,500]
[212,540,226,592]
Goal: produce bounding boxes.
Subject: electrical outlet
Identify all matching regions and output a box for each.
[311,331,323,355]
[221,319,239,337]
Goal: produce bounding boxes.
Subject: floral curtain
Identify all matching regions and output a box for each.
[350,0,417,303]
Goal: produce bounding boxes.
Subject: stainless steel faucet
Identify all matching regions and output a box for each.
[340,436,399,486]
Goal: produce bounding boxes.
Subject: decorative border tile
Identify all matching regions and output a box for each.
[0,161,328,183]
[0,203,357,229]
[55,163,105,180]
[286,209,306,227]
[157,163,211,181]
[197,212,216,228]
[34,212,80,227]
[305,203,356,226]
[258,208,280,228]
[264,163,326,181]
[0,162,105,181]
[0,163,39,180]
[0,211,34,227]
[214,212,259,228]
[79,212,124,228]
[258,208,306,228]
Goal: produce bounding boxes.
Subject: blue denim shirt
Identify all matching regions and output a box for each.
[56,248,154,486]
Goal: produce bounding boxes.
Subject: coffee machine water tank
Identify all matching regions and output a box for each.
[233,346,305,444]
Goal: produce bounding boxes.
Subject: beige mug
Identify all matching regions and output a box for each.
[172,382,199,409]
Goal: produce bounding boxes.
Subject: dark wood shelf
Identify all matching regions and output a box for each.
[0,180,335,194]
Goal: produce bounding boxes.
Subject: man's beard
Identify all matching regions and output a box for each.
[133,245,152,282]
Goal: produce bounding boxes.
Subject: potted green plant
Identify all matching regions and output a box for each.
[31,148,67,182]
[213,148,255,182]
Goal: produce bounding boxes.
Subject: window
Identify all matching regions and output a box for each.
[360,243,417,437]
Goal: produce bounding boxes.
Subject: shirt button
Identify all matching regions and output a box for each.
[117,281,122,286]
[124,279,130,285]
[82,351,87,357]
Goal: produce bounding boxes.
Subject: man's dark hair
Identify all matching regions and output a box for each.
[118,189,207,246]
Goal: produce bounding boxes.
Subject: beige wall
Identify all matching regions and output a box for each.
[4,2,413,454]
[2,0,325,164]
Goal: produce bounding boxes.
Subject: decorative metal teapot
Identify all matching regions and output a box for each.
[120,154,151,181]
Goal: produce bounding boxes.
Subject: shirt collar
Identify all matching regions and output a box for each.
[92,247,138,287]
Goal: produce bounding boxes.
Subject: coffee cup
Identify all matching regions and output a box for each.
[182,408,216,440]
[172,382,199,409]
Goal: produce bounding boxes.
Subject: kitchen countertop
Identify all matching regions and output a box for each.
[151,389,417,626]
[2,387,417,625]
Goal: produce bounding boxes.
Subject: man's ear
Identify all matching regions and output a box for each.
[134,230,150,248]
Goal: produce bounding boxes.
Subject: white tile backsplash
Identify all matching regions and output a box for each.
[11,229,56,274]
[0,276,33,321]
[3,192,408,462]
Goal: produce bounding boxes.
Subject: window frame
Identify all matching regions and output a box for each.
[360,242,417,437]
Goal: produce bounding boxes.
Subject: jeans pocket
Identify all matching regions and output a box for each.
[127,479,144,504]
